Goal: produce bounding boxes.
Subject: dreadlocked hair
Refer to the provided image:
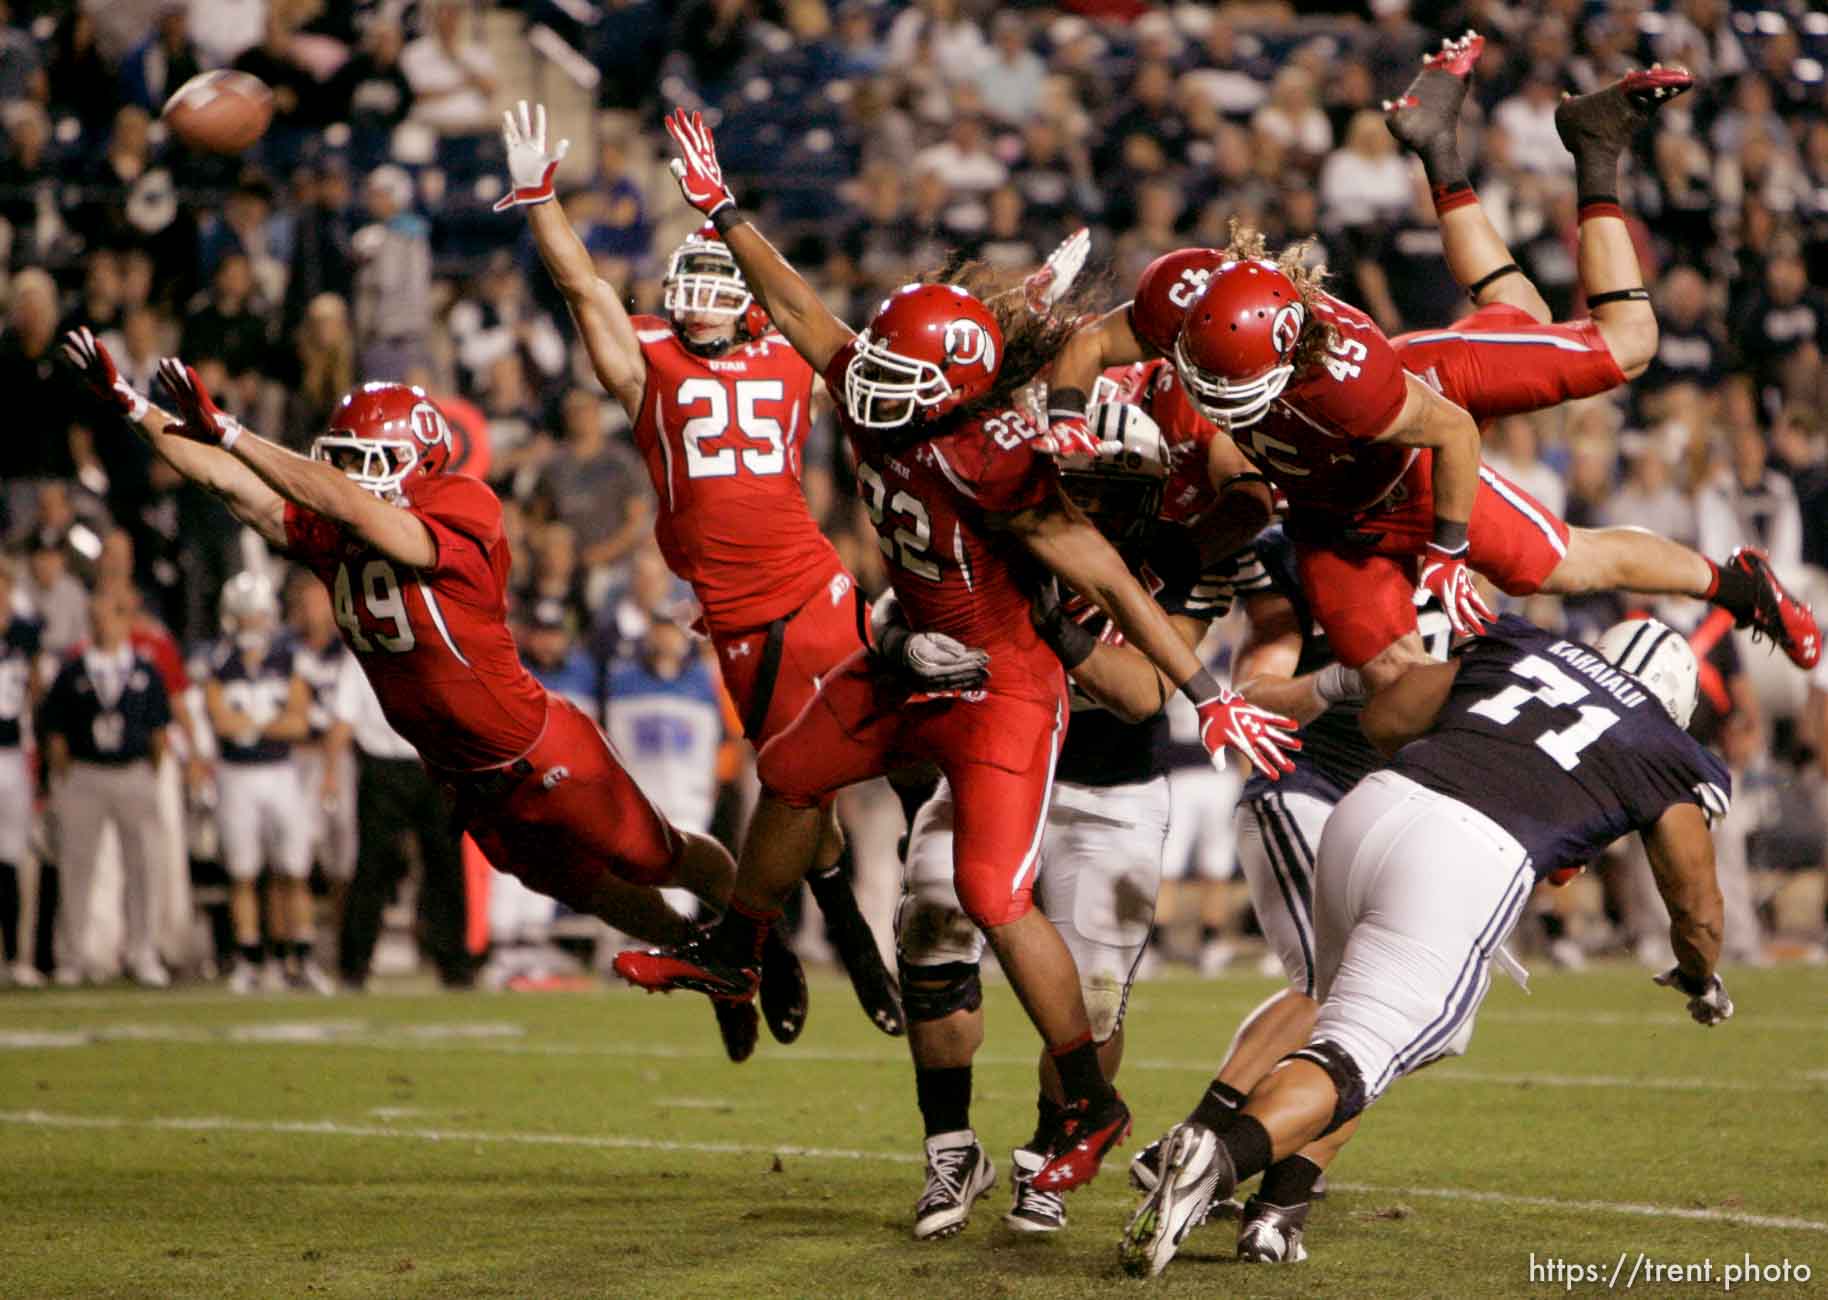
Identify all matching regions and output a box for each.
[916,254,1109,422]
[1221,219,1338,378]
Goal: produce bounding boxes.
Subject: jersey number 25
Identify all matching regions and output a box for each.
[676,378,787,479]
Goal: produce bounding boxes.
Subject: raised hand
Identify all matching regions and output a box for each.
[1193,687,1301,780]
[664,108,736,218]
[61,327,149,422]
[1417,542,1495,637]
[156,357,243,449]
[1024,227,1091,315]
[494,99,570,212]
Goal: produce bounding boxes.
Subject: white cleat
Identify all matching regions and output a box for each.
[1004,1148,1066,1233]
[1119,1122,1234,1278]
[127,956,171,989]
[1237,1196,1310,1263]
[294,962,337,996]
[7,962,45,988]
[229,959,261,995]
[913,1132,996,1241]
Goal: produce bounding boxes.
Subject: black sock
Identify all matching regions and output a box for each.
[0,862,19,963]
[1028,1094,1066,1152]
[915,1065,973,1138]
[1259,1153,1324,1206]
[238,942,264,965]
[713,898,776,966]
[1198,923,1221,945]
[292,939,313,963]
[1220,1114,1275,1185]
[1049,1035,1112,1107]
[1575,146,1623,212]
[33,863,57,977]
[1189,1079,1248,1131]
[1707,558,1757,624]
[1419,143,1470,201]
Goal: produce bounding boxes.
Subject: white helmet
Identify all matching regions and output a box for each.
[220,571,279,652]
[1057,401,1170,545]
[662,225,752,322]
[1595,617,1699,729]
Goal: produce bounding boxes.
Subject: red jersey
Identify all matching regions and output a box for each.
[283,474,548,770]
[629,316,845,636]
[1100,359,1223,528]
[825,340,1063,705]
[1127,257,1416,519]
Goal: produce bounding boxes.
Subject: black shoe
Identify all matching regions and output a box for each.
[612,926,760,1001]
[758,927,807,1044]
[1385,31,1483,155]
[711,996,759,1063]
[807,867,905,1036]
[1237,1196,1311,1263]
[914,1133,995,1240]
[1555,66,1695,157]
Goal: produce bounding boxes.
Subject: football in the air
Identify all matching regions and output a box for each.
[162,71,274,154]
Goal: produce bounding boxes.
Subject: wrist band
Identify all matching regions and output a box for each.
[218,421,243,452]
[1179,666,1221,704]
[1431,519,1468,553]
[1038,607,1096,670]
[125,392,150,423]
[1314,661,1364,706]
[1048,386,1088,418]
[709,203,746,237]
[876,622,910,664]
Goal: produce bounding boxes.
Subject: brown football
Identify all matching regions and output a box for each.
[162,71,275,154]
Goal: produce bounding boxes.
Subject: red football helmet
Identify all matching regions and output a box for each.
[312,382,455,498]
[1129,247,1227,355]
[844,283,1003,430]
[1173,260,1307,429]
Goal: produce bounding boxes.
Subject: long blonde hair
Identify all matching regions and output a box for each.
[1220,219,1337,376]
[299,293,354,414]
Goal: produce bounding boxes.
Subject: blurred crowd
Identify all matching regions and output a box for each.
[2,0,1827,987]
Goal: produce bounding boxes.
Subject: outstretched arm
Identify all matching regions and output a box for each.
[1643,802,1724,992]
[157,359,437,570]
[664,108,853,373]
[498,102,648,415]
[1046,307,1148,428]
[61,329,287,546]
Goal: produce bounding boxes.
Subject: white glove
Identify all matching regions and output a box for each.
[1653,967,1734,1027]
[1024,227,1091,314]
[872,591,990,692]
[493,100,569,212]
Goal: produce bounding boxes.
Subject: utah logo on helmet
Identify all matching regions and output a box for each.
[313,383,456,498]
[844,284,1005,431]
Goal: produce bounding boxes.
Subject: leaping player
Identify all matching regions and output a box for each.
[495,100,904,1047]
[615,107,1300,1197]
[62,328,757,1054]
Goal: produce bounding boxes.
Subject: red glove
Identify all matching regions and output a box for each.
[663,108,735,218]
[61,327,149,422]
[1194,687,1300,780]
[156,357,244,449]
[1037,414,1111,459]
[1417,542,1494,637]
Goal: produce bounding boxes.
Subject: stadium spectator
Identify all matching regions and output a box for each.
[280,155,356,336]
[326,650,473,990]
[45,10,115,138]
[0,559,42,986]
[40,582,170,986]
[1641,266,1724,401]
[448,250,565,399]
[282,292,355,446]
[1698,424,1804,570]
[180,251,273,404]
[975,186,1042,274]
[514,521,589,633]
[532,387,653,597]
[584,131,652,263]
[974,14,1044,127]
[0,269,74,504]
[351,165,432,380]
[187,0,262,67]
[0,101,52,264]
[476,353,548,493]
[401,0,498,136]
[117,3,198,114]
[20,527,87,656]
[884,0,985,81]
[912,112,1006,197]
[668,0,754,101]
[232,6,328,154]
[63,248,126,338]
[1485,414,1568,522]
[1492,65,1570,176]
[330,16,413,167]
[1732,237,1825,401]
[1318,109,1414,237]
[1250,66,1332,165]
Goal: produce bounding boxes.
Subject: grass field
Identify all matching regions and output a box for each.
[2,965,1824,1299]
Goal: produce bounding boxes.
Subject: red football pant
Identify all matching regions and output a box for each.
[1393,303,1627,427]
[1296,455,1571,667]
[713,572,866,744]
[757,649,1067,928]
[458,694,682,907]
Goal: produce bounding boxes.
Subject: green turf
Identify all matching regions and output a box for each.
[1,965,1824,1298]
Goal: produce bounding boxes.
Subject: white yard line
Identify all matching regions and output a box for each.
[2,1107,1823,1235]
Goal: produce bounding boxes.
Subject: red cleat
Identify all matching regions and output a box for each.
[1728,547,1821,669]
[612,942,759,1001]
[1617,65,1696,110]
[1031,1092,1131,1193]
[1421,30,1484,79]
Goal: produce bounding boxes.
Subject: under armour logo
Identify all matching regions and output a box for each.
[1329,452,1354,465]
[541,765,571,790]
[727,642,752,659]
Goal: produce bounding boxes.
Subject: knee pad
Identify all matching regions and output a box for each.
[1082,969,1128,1042]
[898,960,982,1023]
[1285,1038,1368,1134]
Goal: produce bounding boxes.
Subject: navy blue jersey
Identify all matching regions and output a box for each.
[292,633,348,739]
[41,647,171,765]
[1056,525,1268,789]
[0,615,41,749]
[210,639,299,765]
[1390,616,1731,879]
[1241,527,1452,803]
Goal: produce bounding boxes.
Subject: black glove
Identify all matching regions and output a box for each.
[1653,967,1733,1027]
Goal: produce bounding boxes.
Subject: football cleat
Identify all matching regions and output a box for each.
[1727,546,1821,669]
[758,928,808,1044]
[1032,1091,1131,1193]
[1118,1122,1237,1279]
[292,962,337,997]
[711,996,759,1063]
[228,959,260,996]
[913,1132,996,1241]
[1237,1196,1311,1263]
[612,930,760,1002]
[1384,31,1484,153]
[1004,1148,1067,1233]
[1554,66,1695,159]
[806,868,906,1036]
[1129,1133,1245,1220]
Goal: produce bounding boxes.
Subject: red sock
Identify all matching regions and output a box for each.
[1431,181,1479,218]
[1578,199,1626,224]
